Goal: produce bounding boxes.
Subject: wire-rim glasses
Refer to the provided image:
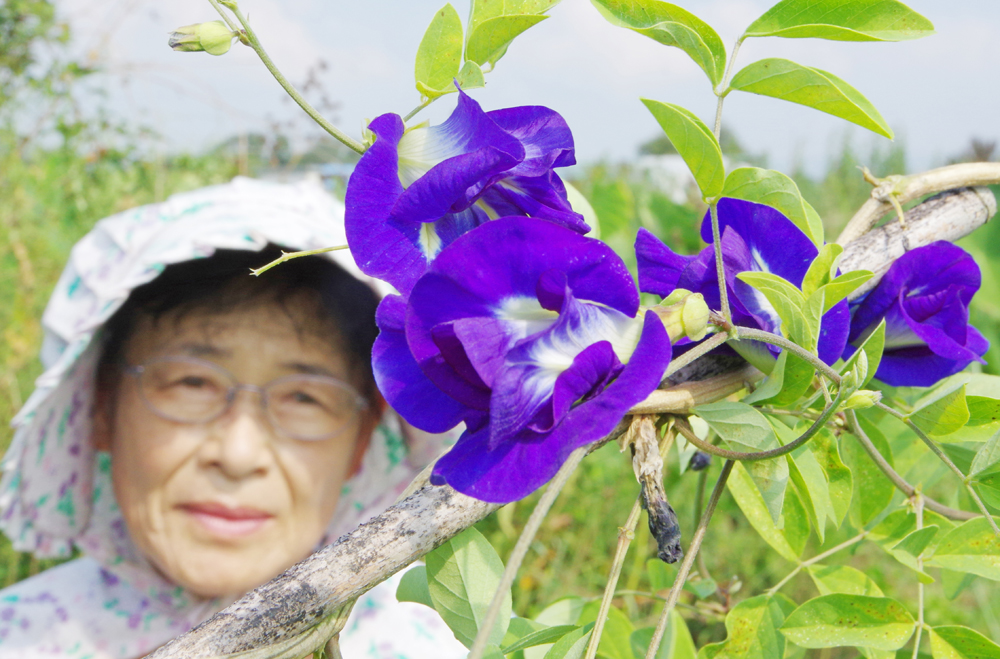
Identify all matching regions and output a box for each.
[122,356,368,441]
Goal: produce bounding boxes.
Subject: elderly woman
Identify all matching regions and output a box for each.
[0,177,467,657]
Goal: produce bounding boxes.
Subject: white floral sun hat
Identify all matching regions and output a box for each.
[0,175,455,564]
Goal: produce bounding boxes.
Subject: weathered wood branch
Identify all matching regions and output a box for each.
[145,184,997,659]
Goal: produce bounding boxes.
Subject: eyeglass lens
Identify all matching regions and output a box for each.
[135,358,362,440]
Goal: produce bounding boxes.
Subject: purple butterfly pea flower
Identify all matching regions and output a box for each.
[635,198,850,366]
[845,241,988,387]
[372,217,672,503]
[345,89,587,296]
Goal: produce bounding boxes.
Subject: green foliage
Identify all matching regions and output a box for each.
[699,595,789,659]
[926,518,1000,581]
[744,0,934,42]
[929,625,1000,659]
[631,611,696,659]
[425,527,513,647]
[728,58,894,139]
[414,5,465,98]
[639,100,725,199]
[779,594,915,650]
[590,0,725,86]
[720,167,823,245]
[908,384,971,437]
[396,565,434,607]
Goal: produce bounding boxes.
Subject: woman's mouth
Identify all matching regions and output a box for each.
[179,502,274,538]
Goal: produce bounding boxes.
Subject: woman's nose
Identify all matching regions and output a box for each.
[199,390,275,479]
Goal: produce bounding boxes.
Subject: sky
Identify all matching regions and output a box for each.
[59,0,1000,175]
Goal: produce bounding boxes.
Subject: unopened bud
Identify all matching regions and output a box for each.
[853,349,869,385]
[688,451,712,471]
[653,291,710,343]
[842,389,882,410]
[169,21,235,56]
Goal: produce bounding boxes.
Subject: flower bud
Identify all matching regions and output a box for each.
[653,291,710,343]
[841,389,882,410]
[168,21,235,56]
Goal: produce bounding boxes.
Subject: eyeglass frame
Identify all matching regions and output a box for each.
[119,355,370,442]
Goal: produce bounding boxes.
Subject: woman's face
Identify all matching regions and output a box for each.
[100,297,375,599]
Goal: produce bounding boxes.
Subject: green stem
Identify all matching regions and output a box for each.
[712,36,743,138]
[212,1,366,155]
[766,531,868,595]
[467,446,589,659]
[584,495,643,659]
[664,331,729,378]
[693,469,714,583]
[673,391,841,462]
[876,402,1000,535]
[249,245,349,277]
[403,98,434,123]
[844,410,976,521]
[207,0,240,32]
[708,201,732,324]
[911,494,925,659]
[644,460,734,659]
[729,325,842,384]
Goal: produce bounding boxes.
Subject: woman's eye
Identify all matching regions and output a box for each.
[290,391,321,405]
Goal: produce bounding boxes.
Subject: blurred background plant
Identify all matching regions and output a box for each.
[2,0,999,649]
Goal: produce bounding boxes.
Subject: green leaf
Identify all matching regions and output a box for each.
[721,167,824,245]
[700,595,787,659]
[744,0,934,42]
[543,624,594,659]
[579,601,634,659]
[503,625,579,653]
[481,644,506,659]
[807,564,884,597]
[908,383,970,437]
[891,525,939,558]
[425,527,511,647]
[631,611,697,659]
[414,4,464,98]
[867,510,937,582]
[843,415,895,527]
[590,0,725,85]
[468,0,559,37]
[841,320,886,388]
[456,59,485,90]
[782,485,811,557]
[396,565,433,608]
[466,14,548,67]
[646,557,676,593]
[927,517,1000,581]
[562,181,600,238]
[779,595,914,650]
[967,396,1000,427]
[929,625,1000,658]
[817,271,873,313]
[810,429,853,527]
[743,350,814,407]
[787,441,834,543]
[802,243,843,295]
[503,616,546,648]
[728,58,893,139]
[941,569,977,601]
[535,597,586,626]
[727,461,800,562]
[697,402,788,519]
[736,270,813,348]
[639,99,725,198]
[971,428,1000,477]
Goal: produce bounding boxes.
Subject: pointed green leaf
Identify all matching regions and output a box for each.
[630,612,697,659]
[699,595,787,659]
[543,623,594,659]
[503,625,579,653]
[640,99,725,198]
[728,461,800,561]
[929,625,1000,659]
[456,59,485,90]
[590,0,725,84]
[807,565,884,597]
[425,527,511,647]
[810,429,852,527]
[743,350,813,406]
[502,616,546,648]
[535,597,585,626]
[843,414,895,527]
[787,443,834,543]
[817,270,873,313]
[971,427,1000,477]
[466,14,549,67]
[744,0,934,42]
[927,517,1000,581]
[891,525,939,558]
[841,319,886,388]
[967,396,1000,427]
[868,511,936,582]
[782,485,812,557]
[729,58,893,138]
[779,595,914,650]
[414,4,464,98]
[579,602,634,659]
[802,243,843,295]
[736,270,814,348]
[721,167,824,245]
[468,0,560,39]
[908,383,970,437]
[396,565,433,608]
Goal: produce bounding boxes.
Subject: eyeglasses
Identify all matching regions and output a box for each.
[122,356,368,441]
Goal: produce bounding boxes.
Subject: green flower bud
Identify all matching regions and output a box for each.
[169,21,235,56]
[652,292,711,343]
[842,389,882,410]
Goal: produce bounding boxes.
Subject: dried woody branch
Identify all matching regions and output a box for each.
[146,180,997,659]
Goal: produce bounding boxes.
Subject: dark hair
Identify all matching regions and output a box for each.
[98,245,381,402]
